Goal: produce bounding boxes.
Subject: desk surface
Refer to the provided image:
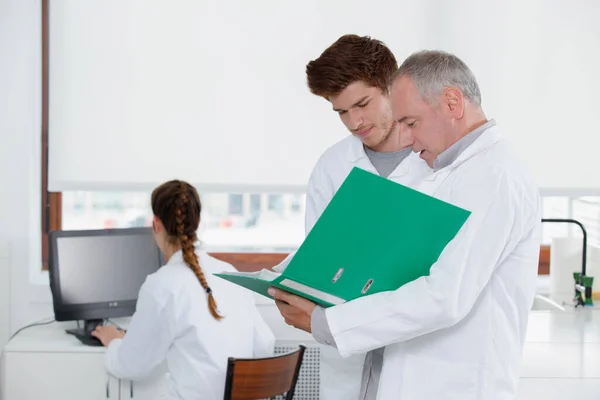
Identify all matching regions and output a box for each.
[4,318,317,355]
[4,321,109,354]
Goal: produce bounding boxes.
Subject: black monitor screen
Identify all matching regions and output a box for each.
[48,228,164,322]
[56,234,160,304]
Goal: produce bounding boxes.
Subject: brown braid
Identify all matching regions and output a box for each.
[151,180,223,320]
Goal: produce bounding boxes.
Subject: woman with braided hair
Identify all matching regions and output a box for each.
[92,180,275,400]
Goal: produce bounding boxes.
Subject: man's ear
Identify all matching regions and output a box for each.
[444,87,464,119]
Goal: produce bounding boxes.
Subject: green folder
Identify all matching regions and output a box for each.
[215,167,471,307]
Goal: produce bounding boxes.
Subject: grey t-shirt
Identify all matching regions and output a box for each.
[364,146,412,178]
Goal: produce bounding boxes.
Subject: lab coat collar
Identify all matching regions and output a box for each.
[433,119,496,172]
[165,249,183,266]
[164,241,204,266]
[447,123,502,169]
[345,135,413,178]
[346,135,368,163]
[423,123,503,181]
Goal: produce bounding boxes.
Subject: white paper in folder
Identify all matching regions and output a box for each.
[550,237,583,295]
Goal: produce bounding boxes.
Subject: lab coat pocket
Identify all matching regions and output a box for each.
[399,354,478,400]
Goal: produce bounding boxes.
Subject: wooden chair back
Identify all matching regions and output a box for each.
[223,345,306,400]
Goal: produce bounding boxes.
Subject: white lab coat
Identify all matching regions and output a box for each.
[324,125,542,399]
[276,134,432,400]
[104,249,275,400]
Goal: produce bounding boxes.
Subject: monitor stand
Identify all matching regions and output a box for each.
[66,319,105,346]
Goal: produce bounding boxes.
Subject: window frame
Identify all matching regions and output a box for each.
[538,245,550,275]
[41,0,62,271]
[40,0,549,275]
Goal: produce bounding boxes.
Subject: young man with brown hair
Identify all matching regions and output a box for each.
[301,35,431,234]
[273,34,431,400]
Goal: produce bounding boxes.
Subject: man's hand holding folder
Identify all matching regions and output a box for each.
[268,287,316,333]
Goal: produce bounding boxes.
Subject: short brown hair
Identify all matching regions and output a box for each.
[306,34,398,98]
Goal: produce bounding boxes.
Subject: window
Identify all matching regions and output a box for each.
[47,190,600,274]
[267,195,284,215]
[572,197,600,245]
[542,196,600,246]
[48,191,303,272]
[227,194,244,216]
[42,191,301,272]
[60,194,600,246]
[541,196,570,244]
[61,191,306,252]
[539,195,600,275]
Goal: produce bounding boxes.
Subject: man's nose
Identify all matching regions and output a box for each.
[348,109,364,130]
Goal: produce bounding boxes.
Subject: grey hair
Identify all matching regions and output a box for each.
[391,50,482,106]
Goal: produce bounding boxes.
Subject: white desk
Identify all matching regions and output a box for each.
[0,319,320,400]
[0,321,168,400]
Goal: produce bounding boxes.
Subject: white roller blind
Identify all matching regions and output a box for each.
[420,0,600,192]
[49,0,600,192]
[48,0,428,192]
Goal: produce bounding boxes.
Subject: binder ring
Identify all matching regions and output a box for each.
[332,268,344,283]
[362,279,374,294]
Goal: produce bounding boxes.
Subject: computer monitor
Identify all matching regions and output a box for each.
[48,227,164,345]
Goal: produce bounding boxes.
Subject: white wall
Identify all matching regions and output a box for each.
[0,0,54,338]
[0,242,10,351]
[0,242,9,400]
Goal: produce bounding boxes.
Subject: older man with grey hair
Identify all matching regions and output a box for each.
[390,50,487,168]
[270,49,542,399]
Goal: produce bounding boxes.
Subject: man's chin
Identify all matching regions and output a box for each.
[358,133,383,149]
[420,152,436,168]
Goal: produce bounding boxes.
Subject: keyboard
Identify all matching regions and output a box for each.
[76,333,104,347]
[66,328,104,347]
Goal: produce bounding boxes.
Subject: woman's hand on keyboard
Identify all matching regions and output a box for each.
[91,325,126,347]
